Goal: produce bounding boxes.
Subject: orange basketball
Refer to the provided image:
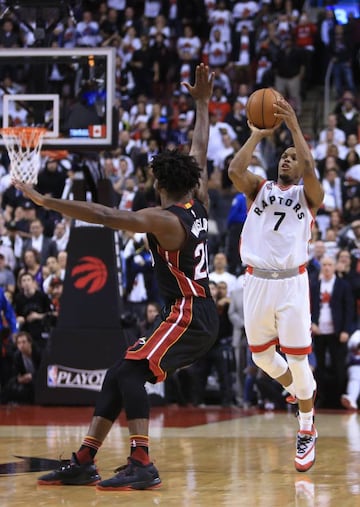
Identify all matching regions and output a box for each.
[246,88,283,129]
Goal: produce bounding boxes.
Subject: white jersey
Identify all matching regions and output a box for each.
[240,181,314,270]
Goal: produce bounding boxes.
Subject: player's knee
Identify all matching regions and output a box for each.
[116,359,151,393]
[252,348,287,379]
[286,354,314,400]
[94,363,123,421]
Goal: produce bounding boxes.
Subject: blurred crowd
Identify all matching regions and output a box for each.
[0,0,360,410]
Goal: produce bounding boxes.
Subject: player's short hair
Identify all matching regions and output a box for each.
[151,149,201,199]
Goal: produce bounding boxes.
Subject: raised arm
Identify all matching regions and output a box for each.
[274,98,324,213]
[182,63,214,210]
[228,125,269,202]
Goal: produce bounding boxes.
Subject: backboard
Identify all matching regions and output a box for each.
[0,47,117,150]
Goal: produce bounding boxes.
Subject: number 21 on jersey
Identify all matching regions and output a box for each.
[194,241,209,280]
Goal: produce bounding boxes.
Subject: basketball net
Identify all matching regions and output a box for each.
[0,127,47,184]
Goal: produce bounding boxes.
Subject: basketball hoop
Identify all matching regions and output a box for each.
[0,126,47,184]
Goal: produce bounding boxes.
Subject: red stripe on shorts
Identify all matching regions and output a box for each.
[125,297,193,382]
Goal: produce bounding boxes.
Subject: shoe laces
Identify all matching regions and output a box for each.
[296,433,313,454]
[113,458,136,475]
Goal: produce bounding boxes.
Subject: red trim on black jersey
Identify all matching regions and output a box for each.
[175,200,194,209]
[157,245,207,298]
[125,297,193,382]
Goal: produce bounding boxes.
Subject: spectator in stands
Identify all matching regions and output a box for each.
[56,250,67,280]
[76,10,102,47]
[228,272,246,406]
[328,209,345,237]
[191,280,235,407]
[51,221,69,253]
[343,196,360,225]
[129,35,155,97]
[122,232,157,319]
[1,185,31,223]
[317,166,343,239]
[316,146,347,180]
[224,100,250,146]
[317,7,337,85]
[336,249,353,279]
[2,331,41,404]
[151,33,176,101]
[0,238,16,275]
[22,219,58,265]
[99,7,121,40]
[344,143,360,175]
[273,34,305,115]
[37,157,67,199]
[293,12,317,98]
[329,24,356,99]
[47,276,64,324]
[334,91,360,139]
[42,255,63,295]
[318,113,347,147]
[14,272,52,350]
[17,248,43,290]
[11,204,31,241]
[202,28,232,69]
[310,256,355,408]
[209,252,237,295]
[307,239,326,284]
[208,0,232,43]
[212,66,232,96]
[0,18,22,80]
[61,16,77,48]
[207,112,237,168]
[168,113,191,147]
[121,24,141,66]
[346,132,360,157]
[0,17,22,49]
[253,42,274,89]
[209,85,232,122]
[0,284,18,337]
[0,252,15,294]
[229,24,254,87]
[176,24,201,77]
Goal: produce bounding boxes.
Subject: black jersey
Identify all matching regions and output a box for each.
[147,199,211,302]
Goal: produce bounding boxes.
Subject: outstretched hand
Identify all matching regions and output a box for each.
[181,63,214,102]
[12,179,45,207]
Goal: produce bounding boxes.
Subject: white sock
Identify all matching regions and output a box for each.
[347,380,359,404]
[283,382,296,397]
[298,410,314,432]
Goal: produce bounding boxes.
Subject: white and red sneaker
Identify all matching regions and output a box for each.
[295,425,318,472]
[340,394,358,411]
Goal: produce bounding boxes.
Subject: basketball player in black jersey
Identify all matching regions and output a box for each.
[13,64,218,491]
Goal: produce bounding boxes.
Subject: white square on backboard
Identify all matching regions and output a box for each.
[2,94,59,138]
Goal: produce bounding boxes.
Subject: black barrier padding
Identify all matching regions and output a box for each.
[35,225,125,405]
[57,226,122,329]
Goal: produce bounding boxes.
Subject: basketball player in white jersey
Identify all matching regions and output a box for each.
[228,96,324,472]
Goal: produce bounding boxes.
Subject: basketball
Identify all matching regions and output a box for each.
[246,88,283,129]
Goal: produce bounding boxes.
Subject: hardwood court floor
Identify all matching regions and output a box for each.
[0,404,359,507]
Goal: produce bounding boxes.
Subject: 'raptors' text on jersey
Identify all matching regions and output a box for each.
[240,181,314,269]
[147,199,211,301]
